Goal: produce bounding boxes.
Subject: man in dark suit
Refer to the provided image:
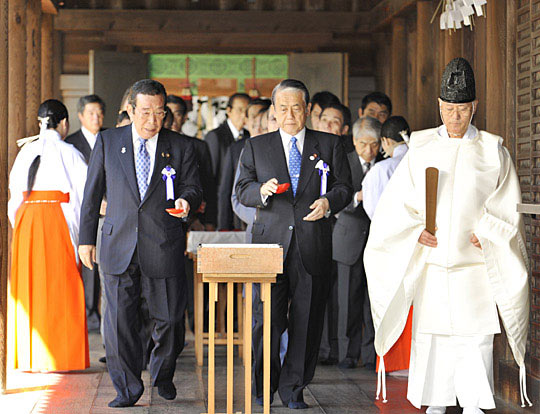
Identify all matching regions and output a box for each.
[65,94,106,332]
[236,79,352,409]
[205,92,250,182]
[79,80,202,408]
[167,95,217,229]
[332,116,382,370]
[218,98,271,230]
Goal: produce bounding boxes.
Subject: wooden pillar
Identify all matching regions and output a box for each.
[406,14,417,128]
[416,1,437,129]
[443,29,462,66]
[26,0,41,137]
[391,18,407,117]
[374,32,391,96]
[486,0,506,138]
[473,14,487,130]
[8,0,26,167]
[41,14,53,101]
[0,0,9,394]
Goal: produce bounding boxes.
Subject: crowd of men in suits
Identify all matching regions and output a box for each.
[64,78,404,409]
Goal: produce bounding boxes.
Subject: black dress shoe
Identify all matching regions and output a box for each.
[287,401,308,409]
[98,356,106,363]
[108,390,143,408]
[319,356,338,366]
[338,358,358,369]
[363,362,376,371]
[255,394,274,406]
[157,383,177,400]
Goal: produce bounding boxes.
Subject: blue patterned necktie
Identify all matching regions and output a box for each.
[289,136,302,196]
[135,137,151,200]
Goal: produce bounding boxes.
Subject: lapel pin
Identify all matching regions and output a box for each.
[310,154,317,161]
[162,152,170,158]
[121,147,126,154]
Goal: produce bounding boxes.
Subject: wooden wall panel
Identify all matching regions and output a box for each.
[26,0,41,136]
[391,18,407,118]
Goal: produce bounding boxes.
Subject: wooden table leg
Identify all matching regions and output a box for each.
[217,284,227,336]
[227,282,234,414]
[236,283,244,365]
[244,282,253,414]
[208,282,217,414]
[262,282,271,414]
[195,265,204,367]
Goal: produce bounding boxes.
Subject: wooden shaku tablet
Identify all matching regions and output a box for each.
[425,167,439,236]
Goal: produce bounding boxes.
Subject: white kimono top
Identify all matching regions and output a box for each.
[364,125,530,374]
[362,143,408,220]
[8,129,88,257]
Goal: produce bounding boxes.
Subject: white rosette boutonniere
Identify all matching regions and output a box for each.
[161,165,176,200]
[315,159,330,196]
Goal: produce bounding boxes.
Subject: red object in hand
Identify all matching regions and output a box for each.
[166,208,184,214]
[275,183,291,194]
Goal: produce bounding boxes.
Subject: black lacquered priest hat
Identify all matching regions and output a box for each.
[440,57,476,103]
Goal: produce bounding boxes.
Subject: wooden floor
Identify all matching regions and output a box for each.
[0,332,534,414]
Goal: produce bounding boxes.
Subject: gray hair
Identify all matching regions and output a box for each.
[352,116,382,141]
[271,79,310,106]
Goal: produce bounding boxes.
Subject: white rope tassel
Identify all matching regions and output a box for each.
[376,356,388,403]
[519,365,533,408]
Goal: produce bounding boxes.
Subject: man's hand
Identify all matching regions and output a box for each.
[303,198,330,221]
[260,178,278,197]
[356,191,363,203]
[470,233,482,249]
[79,245,96,270]
[418,229,438,248]
[169,198,190,218]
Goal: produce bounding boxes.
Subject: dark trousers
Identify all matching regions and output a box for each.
[82,264,101,331]
[103,251,187,401]
[252,237,330,404]
[318,260,339,360]
[336,257,375,365]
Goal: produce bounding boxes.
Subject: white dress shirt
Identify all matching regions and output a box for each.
[81,126,98,150]
[132,123,158,185]
[279,127,306,164]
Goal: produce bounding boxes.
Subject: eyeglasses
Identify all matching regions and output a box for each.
[134,107,167,119]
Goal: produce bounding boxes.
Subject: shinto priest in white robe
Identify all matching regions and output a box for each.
[364,124,531,409]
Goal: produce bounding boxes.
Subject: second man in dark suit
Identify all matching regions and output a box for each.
[237,79,352,409]
[65,94,106,331]
[332,116,382,370]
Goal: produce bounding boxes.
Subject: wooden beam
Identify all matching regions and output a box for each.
[416,0,437,129]
[486,0,506,138]
[41,14,54,100]
[369,0,418,31]
[391,18,407,117]
[0,0,9,395]
[54,9,370,34]
[27,0,41,137]
[8,0,26,166]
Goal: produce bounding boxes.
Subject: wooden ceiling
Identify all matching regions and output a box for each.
[59,0,380,12]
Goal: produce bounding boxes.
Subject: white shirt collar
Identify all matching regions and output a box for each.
[437,124,478,140]
[81,126,98,149]
[131,123,158,145]
[227,118,244,140]
[279,127,306,151]
[358,155,375,168]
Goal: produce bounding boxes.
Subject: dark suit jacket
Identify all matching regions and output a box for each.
[79,125,202,278]
[65,129,92,163]
[332,151,383,265]
[205,121,249,181]
[236,129,352,277]
[170,132,217,227]
[218,137,247,230]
